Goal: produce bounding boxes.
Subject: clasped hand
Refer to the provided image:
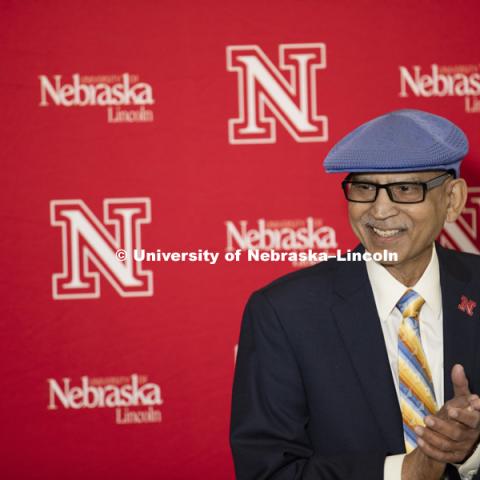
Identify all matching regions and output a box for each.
[402,364,480,480]
[415,364,480,464]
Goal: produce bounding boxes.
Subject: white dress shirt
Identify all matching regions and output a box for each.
[365,244,480,480]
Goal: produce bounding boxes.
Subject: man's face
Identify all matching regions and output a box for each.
[347,171,451,273]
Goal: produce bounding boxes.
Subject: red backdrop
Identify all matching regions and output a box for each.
[2,1,480,478]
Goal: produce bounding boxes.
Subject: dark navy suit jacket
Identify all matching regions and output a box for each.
[230,245,480,479]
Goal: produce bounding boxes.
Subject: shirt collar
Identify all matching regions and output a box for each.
[365,244,441,321]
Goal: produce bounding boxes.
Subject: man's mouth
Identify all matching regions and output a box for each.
[370,226,404,238]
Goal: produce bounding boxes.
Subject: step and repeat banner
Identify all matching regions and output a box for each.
[1,1,480,478]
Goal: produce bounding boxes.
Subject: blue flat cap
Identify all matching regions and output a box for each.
[323,109,468,177]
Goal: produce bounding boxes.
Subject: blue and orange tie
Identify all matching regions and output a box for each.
[397,289,437,453]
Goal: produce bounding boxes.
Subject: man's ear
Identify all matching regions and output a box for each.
[445,178,468,223]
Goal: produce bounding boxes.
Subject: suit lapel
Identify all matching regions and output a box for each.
[331,252,405,453]
[437,244,478,400]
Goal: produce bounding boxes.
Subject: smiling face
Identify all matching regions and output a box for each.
[347,171,467,285]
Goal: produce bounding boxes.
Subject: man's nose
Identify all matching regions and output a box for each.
[370,187,398,219]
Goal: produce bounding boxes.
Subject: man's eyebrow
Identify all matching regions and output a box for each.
[350,176,425,183]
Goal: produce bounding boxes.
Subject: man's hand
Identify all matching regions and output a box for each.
[402,447,446,480]
[415,364,480,464]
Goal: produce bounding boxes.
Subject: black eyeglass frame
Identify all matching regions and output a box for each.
[341,172,453,204]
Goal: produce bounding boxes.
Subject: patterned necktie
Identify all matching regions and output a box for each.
[397,289,437,453]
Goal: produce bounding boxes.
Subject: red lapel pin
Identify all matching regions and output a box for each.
[458,295,477,317]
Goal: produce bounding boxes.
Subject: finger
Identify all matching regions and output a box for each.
[415,425,453,452]
[436,396,471,420]
[448,407,480,430]
[423,415,468,443]
[416,423,473,463]
[416,436,467,464]
[470,396,480,412]
[452,364,471,398]
[416,423,463,451]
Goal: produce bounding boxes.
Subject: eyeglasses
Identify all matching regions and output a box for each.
[341,172,452,204]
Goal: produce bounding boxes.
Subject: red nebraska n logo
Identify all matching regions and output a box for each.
[458,296,476,317]
[50,198,153,299]
[226,43,328,144]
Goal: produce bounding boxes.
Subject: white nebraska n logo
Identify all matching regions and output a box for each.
[50,198,153,299]
[226,43,328,144]
[440,187,480,254]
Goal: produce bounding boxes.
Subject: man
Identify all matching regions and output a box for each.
[230,110,480,480]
